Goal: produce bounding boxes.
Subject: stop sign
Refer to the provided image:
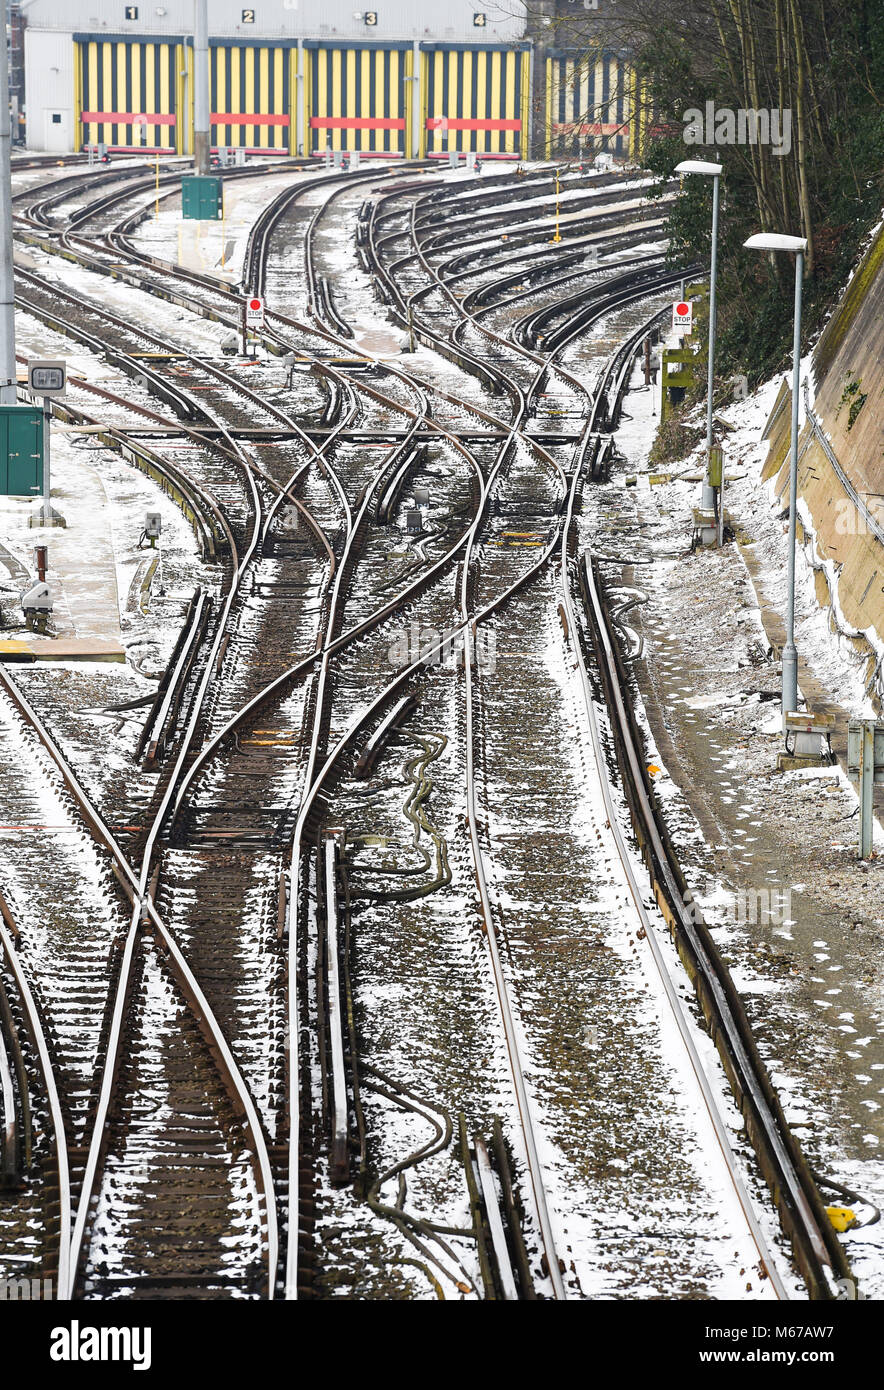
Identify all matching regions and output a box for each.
[245,295,265,329]
[672,299,693,334]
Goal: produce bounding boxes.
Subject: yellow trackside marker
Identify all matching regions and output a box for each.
[647,764,662,777]
[826,1207,857,1233]
[551,167,562,243]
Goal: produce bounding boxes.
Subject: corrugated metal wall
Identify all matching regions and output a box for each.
[544,50,642,160]
[423,46,529,157]
[67,33,638,162]
[210,41,293,150]
[307,44,410,156]
[77,36,179,150]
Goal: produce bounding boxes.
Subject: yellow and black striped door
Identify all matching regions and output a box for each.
[423,45,528,158]
[308,45,407,156]
[545,51,635,159]
[77,37,178,150]
[210,42,291,151]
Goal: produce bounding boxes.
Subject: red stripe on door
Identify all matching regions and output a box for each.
[425,118,522,131]
[551,122,629,135]
[309,117,406,130]
[211,113,290,126]
[81,112,176,125]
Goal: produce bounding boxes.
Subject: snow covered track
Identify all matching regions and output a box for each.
[0,664,279,1299]
[0,156,860,1300]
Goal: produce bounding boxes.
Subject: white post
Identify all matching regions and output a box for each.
[743,231,809,733]
[193,0,210,176]
[0,15,16,405]
[858,720,877,859]
[412,40,420,159]
[32,396,64,528]
[782,250,804,719]
[296,39,304,156]
[40,396,50,516]
[702,172,720,512]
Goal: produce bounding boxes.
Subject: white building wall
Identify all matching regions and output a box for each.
[20,0,527,44]
[24,28,75,151]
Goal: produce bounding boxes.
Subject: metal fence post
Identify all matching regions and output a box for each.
[860,719,875,859]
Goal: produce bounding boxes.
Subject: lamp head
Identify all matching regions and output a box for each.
[675,160,723,176]
[744,232,808,252]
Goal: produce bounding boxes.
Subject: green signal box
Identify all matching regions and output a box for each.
[0,405,43,496]
[182,175,223,221]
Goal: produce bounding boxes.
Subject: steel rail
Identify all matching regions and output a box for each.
[0,901,71,1297]
[8,161,444,1301]
[12,234,297,1296]
[2,583,281,1301]
[397,175,743,1297]
[302,173,591,1296]
[556,306,792,1299]
[20,157,672,1295]
[581,546,855,1298]
[414,177,674,256]
[83,160,688,1298]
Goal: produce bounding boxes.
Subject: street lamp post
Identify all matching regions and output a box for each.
[744,231,808,721]
[194,0,210,177]
[675,160,723,518]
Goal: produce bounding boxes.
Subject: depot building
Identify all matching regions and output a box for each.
[21,0,646,161]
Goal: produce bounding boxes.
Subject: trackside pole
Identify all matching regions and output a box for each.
[194,0,210,176]
[0,25,16,404]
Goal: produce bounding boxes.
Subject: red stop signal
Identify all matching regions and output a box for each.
[675,302,690,316]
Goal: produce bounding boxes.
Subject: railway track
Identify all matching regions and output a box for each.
[9,158,475,1296]
[0,664,276,1299]
[70,154,683,1289]
[310,166,856,1298]
[0,157,858,1300]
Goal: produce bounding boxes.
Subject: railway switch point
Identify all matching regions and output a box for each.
[21,581,51,631]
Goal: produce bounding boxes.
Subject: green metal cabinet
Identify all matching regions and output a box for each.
[0,406,43,496]
[182,175,223,221]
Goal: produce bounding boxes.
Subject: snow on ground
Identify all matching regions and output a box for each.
[0,425,209,675]
[592,358,884,1295]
